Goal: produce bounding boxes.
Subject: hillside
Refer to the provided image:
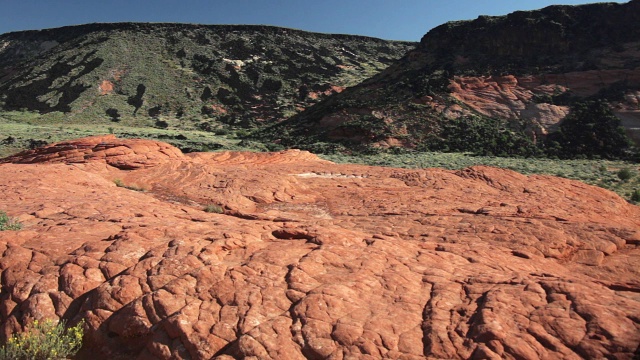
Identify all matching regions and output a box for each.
[0,135,639,359]
[0,23,413,129]
[259,1,640,157]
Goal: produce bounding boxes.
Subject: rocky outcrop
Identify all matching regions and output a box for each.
[263,1,640,152]
[447,75,570,136]
[0,135,185,169]
[419,1,640,73]
[0,137,638,359]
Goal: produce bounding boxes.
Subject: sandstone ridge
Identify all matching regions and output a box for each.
[0,136,639,359]
[0,135,186,169]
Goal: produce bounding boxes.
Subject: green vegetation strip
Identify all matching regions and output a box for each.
[322,152,640,203]
[0,116,253,158]
[1,116,637,203]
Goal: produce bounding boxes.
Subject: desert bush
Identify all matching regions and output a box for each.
[233,129,253,139]
[631,189,640,203]
[154,120,169,129]
[422,115,539,157]
[204,204,224,214]
[0,319,84,360]
[105,108,120,122]
[0,211,22,231]
[617,168,634,181]
[113,179,147,192]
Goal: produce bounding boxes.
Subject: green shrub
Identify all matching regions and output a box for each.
[617,168,634,181]
[0,211,22,231]
[203,204,224,214]
[0,319,84,360]
[631,189,640,203]
[233,129,253,139]
[545,100,633,159]
[421,115,540,157]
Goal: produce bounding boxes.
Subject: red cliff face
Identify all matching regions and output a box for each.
[446,67,640,138]
[424,0,640,135]
[266,1,640,151]
[0,136,639,359]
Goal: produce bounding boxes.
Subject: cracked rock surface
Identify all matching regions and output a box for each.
[0,136,639,359]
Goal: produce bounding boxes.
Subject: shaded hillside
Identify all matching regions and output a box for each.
[259,1,640,157]
[0,23,413,129]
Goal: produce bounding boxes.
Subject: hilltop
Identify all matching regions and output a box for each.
[0,23,413,129]
[259,1,640,158]
[3,3,640,160]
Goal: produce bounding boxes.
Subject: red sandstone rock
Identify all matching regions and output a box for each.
[448,75,570,137]
[98,80,114,95]
[447,69,640,139]
[0,137,639,359]
[0,135,186,169]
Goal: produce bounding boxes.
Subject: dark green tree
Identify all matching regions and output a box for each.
[546,100,632,159]
[425,115,539,157]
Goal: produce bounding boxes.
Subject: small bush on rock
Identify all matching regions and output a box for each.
[114,179,147,192]
[204,204,224,214]
[0,319,84,360]
[0,211,21,231]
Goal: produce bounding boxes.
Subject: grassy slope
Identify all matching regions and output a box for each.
[0,112,249,158]
[322,152,640,203]
[0,23,414,130]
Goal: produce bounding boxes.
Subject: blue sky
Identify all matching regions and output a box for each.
[0,0,628,41]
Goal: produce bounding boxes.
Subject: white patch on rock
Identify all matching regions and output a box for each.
[296,172,366,179]
[0,40,10,54]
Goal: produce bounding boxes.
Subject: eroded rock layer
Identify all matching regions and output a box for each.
[0,136,639,359]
